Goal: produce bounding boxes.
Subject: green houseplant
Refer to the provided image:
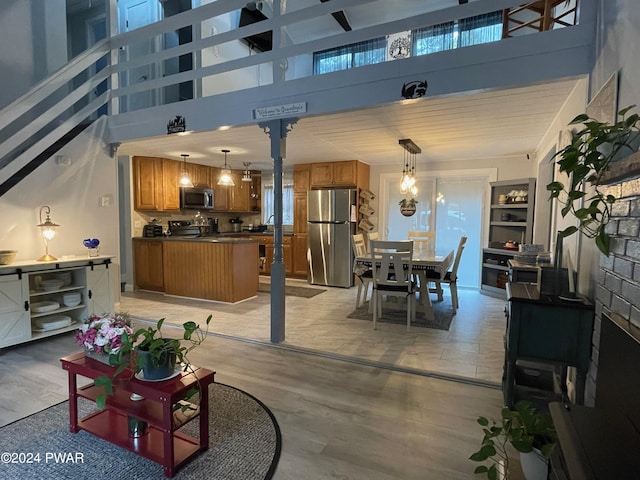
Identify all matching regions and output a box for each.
[469,401,557,480]
[92,315,212,410]
[547,106,640,255]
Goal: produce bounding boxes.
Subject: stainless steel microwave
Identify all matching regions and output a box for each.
[180,187,214,209]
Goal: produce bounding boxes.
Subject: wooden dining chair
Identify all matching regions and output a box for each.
[425,235,467,313]
[370,240,416,331]
[351,234,372,308]
[407,231,435,254]
[366,231,379,253]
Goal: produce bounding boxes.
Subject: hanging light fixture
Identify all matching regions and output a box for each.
[399,138,420,196]
[36,205,60,262]
[178,154,194,188]
[242,162,253,182]
[218,149,235,186]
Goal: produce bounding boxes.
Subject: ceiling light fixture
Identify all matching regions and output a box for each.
[36,205,60,262]
[242,162,253,182]
[399,138,420,196]
[218,149,235,186]
[178,154,194,188]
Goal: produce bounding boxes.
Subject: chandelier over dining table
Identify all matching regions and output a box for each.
[399,138,421,196]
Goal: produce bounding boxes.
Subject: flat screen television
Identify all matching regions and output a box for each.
[238,7,272,52]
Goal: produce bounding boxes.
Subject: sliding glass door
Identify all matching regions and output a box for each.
[381,170,494,289]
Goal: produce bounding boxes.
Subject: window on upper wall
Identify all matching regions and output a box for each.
[262,182,294,225]
[313,11,503,74]
[313,37,386,75]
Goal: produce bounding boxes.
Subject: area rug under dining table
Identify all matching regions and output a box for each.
[0,383,281,480]
[347,299,455,330]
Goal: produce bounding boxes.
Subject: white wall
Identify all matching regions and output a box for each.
[0,117,120,266]
[0,0,67,109]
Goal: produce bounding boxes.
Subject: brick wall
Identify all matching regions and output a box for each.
[585,159,640,406]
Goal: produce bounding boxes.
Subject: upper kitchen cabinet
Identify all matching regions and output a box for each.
[294,164,311,193]
[132,156,180,211]
[187,163,212,188]
[161,159,181,210]
[229,170,250,212]
[310,160,369,188]
[211,168,229,211]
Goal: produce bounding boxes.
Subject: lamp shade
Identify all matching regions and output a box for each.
[37,206,59,261]
[218,149,235,186]
[178,154,194,188]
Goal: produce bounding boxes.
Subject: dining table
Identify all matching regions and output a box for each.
[355,248,455,321]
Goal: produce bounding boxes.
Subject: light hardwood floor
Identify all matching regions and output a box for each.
[119,280,507,385]
[0,283,519,479]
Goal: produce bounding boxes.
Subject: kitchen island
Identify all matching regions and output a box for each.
[133,237,258,303]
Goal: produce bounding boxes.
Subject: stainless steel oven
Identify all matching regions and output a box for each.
[180,187,214,210]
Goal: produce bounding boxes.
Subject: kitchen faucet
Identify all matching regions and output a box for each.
[267,214,275,224]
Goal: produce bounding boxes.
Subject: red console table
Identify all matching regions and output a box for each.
[61,352,216,477]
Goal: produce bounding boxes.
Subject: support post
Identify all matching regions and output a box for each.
[260,118,297,343]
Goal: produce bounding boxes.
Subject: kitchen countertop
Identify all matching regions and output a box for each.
[134,236,258,243]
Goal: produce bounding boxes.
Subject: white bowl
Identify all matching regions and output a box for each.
[62,292,82,307]
[40,279,64,291]
[53,271,72,286]
[31,301,60,313]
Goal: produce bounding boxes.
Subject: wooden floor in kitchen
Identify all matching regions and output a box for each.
[0,281,521,480]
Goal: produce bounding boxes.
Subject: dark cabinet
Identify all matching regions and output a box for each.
[503,282,594,408]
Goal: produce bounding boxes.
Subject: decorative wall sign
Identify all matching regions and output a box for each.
[167,115,186,134]
[399,198,417,217]
[401,80,427,99]
[387,31,411,60]
[253,102,307,120]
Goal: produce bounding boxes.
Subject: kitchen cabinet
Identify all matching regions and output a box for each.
[481,178,535,298]
[228,170,250,212]
[132,156,180,211]
[212,170,254,212]
[292,193,308,277]
[294,164,311,193]
[187,163,212,187]
[133,239,164,291]
[211,168,230,211]
[161,159,181,210]
[310,160,358,187]
[0,257,114,348]
[257,235,293,275]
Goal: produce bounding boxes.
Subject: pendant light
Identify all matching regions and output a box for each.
[178,154,194,188]
[399,138,420,196]
[218,149,235,186]
[242,162,253,182]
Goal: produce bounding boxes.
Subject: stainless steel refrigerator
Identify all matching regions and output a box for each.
[307,188,356,287]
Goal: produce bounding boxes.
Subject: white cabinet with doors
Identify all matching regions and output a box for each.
[0,256,114,349]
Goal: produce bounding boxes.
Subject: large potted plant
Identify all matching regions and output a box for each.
[547,106,640,255]
[83,315,212,410]
[469,401,557,480]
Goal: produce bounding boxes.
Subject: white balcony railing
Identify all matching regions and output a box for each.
[0,0,584,192]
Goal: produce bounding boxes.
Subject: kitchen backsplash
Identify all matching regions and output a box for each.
[132,210,292,236]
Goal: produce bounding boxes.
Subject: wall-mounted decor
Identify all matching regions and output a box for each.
[167,115,186,134]
[401,80,427,99]
[387,31,411,60]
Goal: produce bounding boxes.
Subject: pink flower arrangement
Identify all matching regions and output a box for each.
[75,313,134,355]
